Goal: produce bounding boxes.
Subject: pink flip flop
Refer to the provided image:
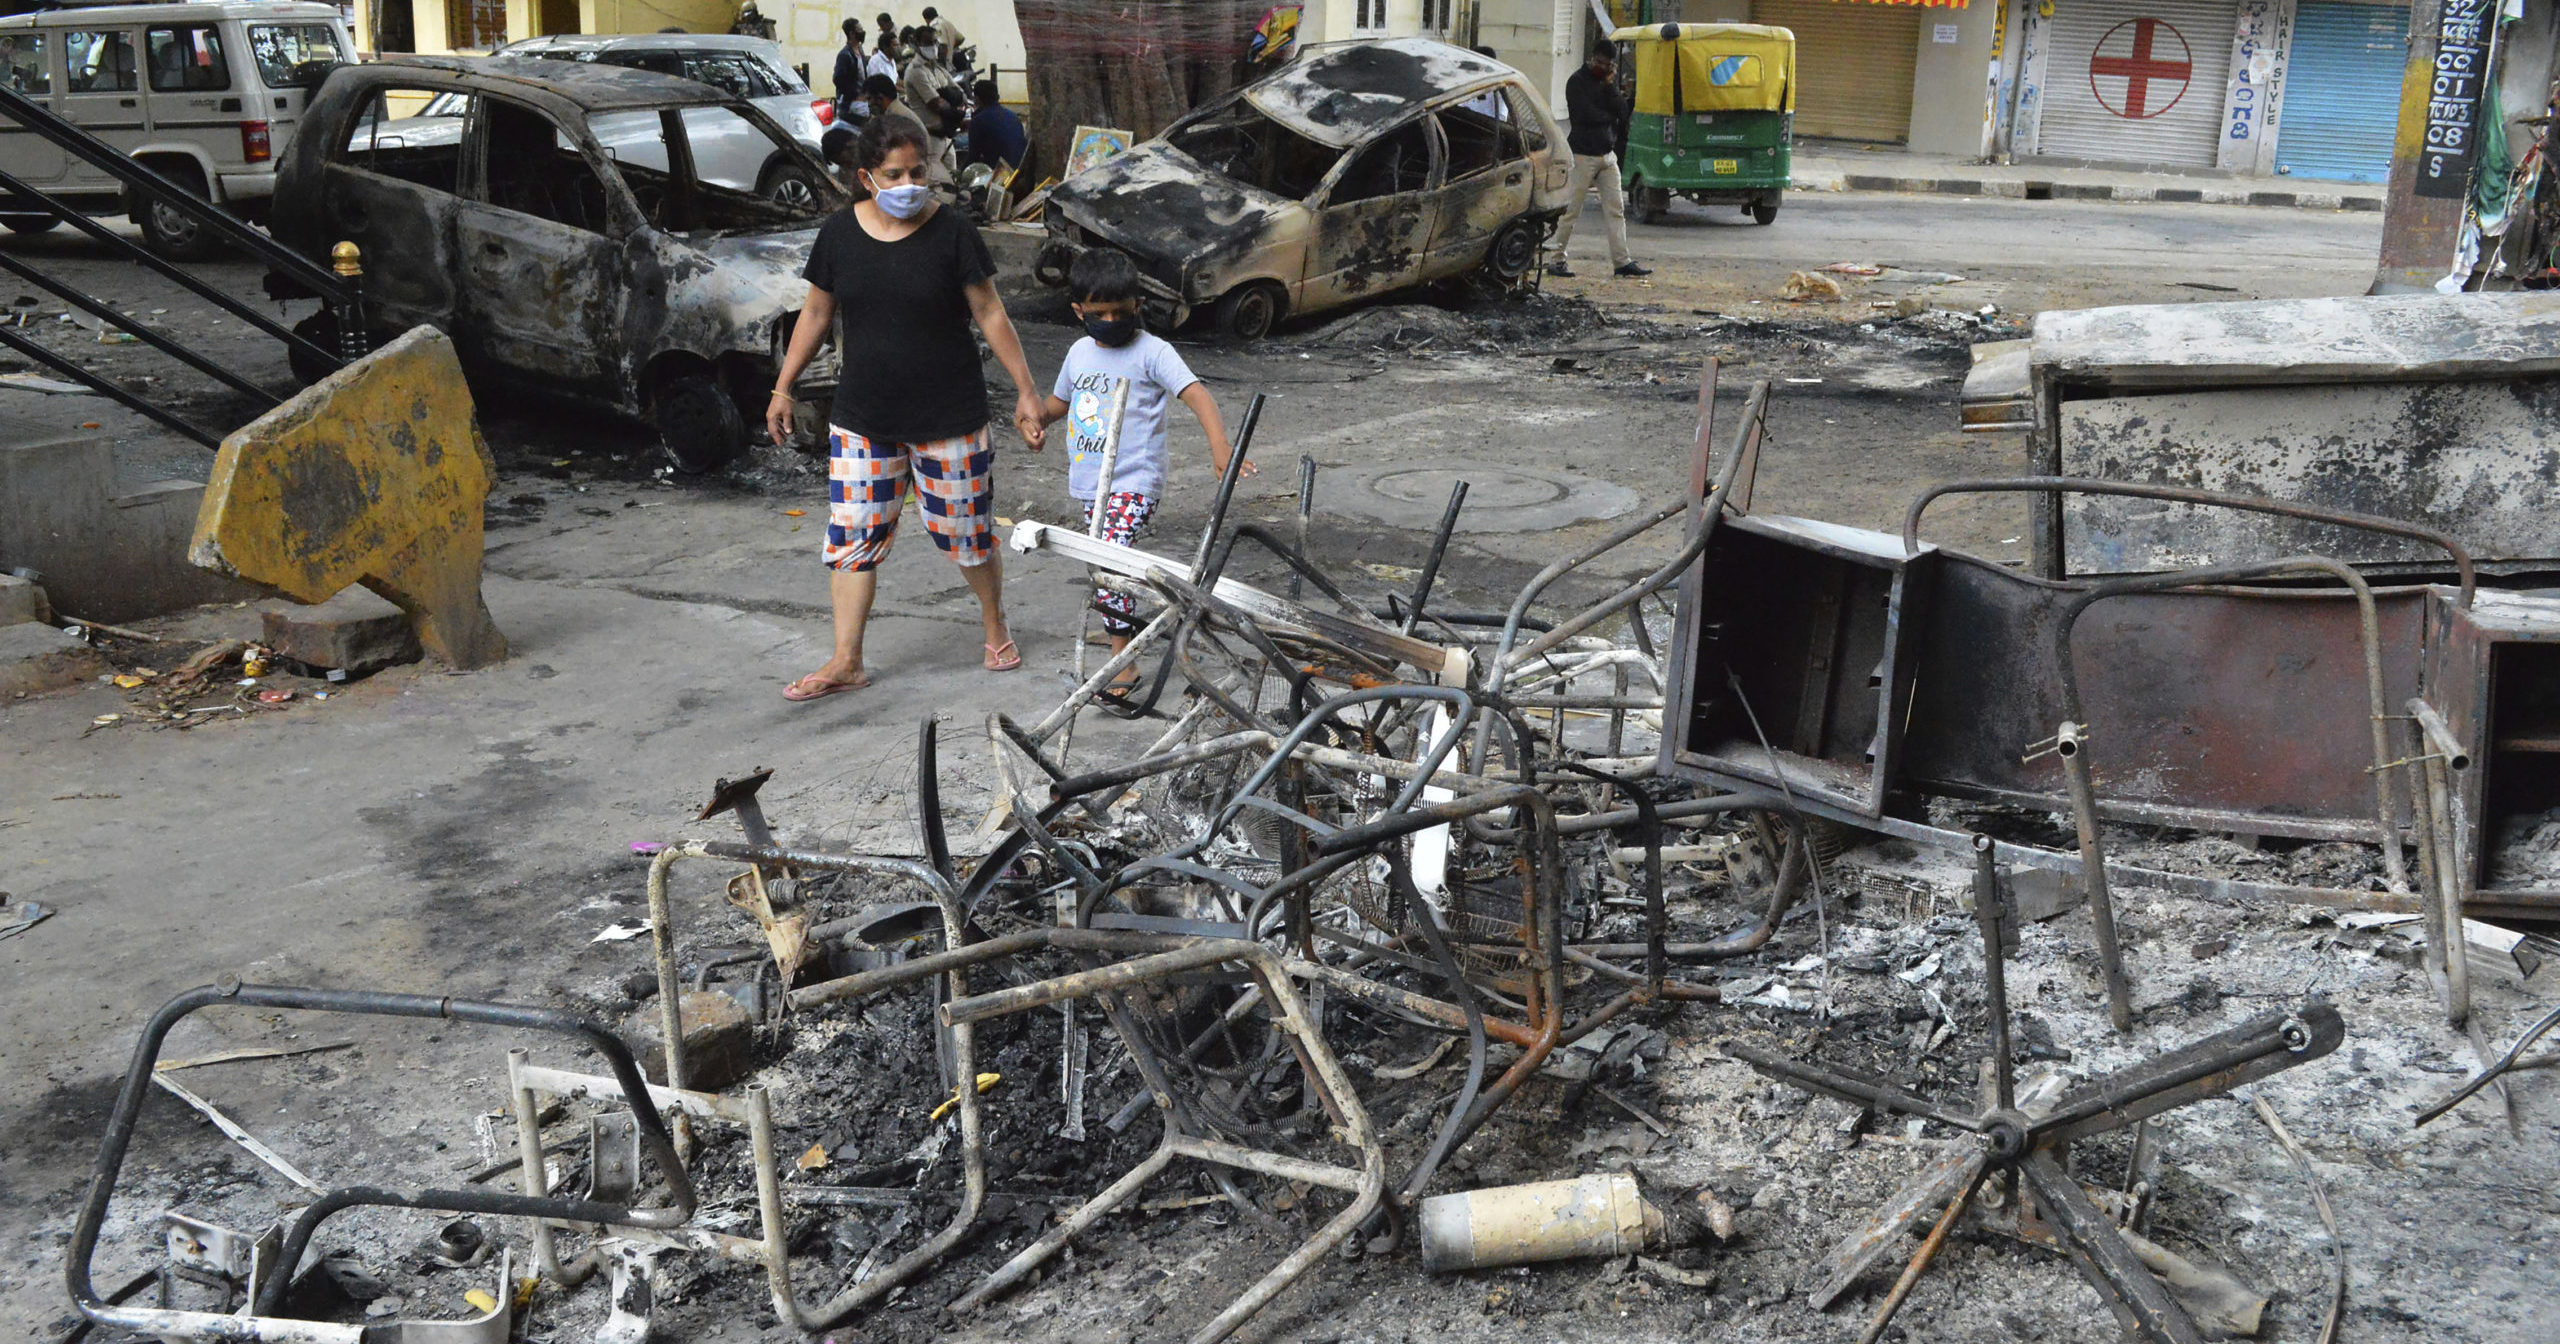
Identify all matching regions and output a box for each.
[983,638,1022,672]
[783,670,869,701]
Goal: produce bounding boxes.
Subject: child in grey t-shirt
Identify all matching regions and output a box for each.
[1039,251,1249,682]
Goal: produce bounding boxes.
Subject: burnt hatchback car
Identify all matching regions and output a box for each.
[268,56,844,472]
[1034,38,1571,340]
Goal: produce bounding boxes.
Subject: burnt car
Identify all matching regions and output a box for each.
[1034,38,1571,340]
[269,56,845,472]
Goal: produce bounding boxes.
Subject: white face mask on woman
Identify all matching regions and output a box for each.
[870,181,931,219]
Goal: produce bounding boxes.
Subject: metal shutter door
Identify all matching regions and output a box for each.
[1751,0,1920,143]
[2272,1,2408,182]
[2037,0,2238,166]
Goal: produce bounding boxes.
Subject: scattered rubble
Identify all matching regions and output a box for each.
[46,360,2559,1344]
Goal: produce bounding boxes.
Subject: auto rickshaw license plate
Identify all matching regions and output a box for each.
[1713,158,1739,174]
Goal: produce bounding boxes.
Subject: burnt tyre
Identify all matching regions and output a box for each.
[0,214,59,235]
[1214,281,1285,343]
[131,163,222,261]
[1635,185,1671,225]
[1484,216,1542,282]
[1750,196,1781,226]
[657,373,747,475]
[757,159,827,212]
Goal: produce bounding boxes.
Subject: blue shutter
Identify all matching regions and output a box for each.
[2273,2,2408,183]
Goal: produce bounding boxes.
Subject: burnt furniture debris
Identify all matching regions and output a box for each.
[71,364,2487,1344]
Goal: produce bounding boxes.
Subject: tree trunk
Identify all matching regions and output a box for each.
[1016,0,1267,184]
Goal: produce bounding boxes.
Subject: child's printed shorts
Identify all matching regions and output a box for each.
[1082,491,1158,636]
[823,425,996,571]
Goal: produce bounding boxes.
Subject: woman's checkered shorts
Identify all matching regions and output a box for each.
[823,425,995,572]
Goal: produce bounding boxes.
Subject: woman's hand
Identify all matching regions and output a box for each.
[1013,390,1046,451]
[766,391,797,447]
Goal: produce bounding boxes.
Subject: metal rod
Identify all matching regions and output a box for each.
[0,324,219,447]
[0,164,330,364]
[1401,480,1468,635]
[1972,833,2014,1112]
[1902,476,2476,608]
[0,251,284,405]
[1290,454,1316,599]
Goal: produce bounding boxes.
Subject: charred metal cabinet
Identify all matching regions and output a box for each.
[2423,588,2560,918]
[1659,515,1935,817]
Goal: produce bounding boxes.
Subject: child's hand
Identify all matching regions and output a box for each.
[1217,455,1258,480]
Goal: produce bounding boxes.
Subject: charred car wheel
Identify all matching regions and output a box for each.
[1214,282,1284,342]
[287,309,352,387]
[1485,217,1542,282]
[758,160,826,212]
[132,163,221,261]
[657,373,747,475]
[1,214,59,234]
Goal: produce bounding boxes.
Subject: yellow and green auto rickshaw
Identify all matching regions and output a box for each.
[1611,22,1795,226]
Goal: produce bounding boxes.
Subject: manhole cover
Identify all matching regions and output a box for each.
[1371,467,1568,509]
[1329,458,1640,534]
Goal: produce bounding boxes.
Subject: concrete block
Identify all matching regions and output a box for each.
[2151,187,2202,203]
[0,572,46,626]
[632,990,756,1091]
[0,434,255,624]
[0,621,109,697]
[261,588,425,674]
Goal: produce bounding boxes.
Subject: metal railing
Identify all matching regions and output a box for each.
[0,82,364,447]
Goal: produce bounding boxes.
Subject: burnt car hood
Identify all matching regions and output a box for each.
[1050,142,1280,270]
[686,226,821,313]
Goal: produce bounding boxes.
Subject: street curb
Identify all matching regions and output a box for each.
[1794,170,2383,212]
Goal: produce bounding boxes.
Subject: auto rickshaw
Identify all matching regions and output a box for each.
[1611,22,1795,225]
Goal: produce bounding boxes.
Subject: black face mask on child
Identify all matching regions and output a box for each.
[1082,313,1141,347]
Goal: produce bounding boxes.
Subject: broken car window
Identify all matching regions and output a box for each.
[593,102,823,233]
[145,25,230,93]
[247,24,345,89]
[1503,86,1547,153]
[63,30,137,94]
[1326,118,1434,207]
[480,97,613,233]
[338,86,468,194]
[1438,97,1522,181]
[1166,99,1340,201]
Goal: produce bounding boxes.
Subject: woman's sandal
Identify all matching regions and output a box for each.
[983,638,1022,672]
[783,669,869,701]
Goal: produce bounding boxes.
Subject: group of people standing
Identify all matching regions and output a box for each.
[824,9,1024,186]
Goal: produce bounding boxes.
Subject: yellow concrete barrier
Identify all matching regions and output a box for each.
[189,325,507,669]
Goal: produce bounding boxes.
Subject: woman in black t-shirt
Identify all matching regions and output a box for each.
[767,115,1047,700]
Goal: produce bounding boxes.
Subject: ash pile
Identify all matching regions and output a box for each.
[60,362,2557,1344]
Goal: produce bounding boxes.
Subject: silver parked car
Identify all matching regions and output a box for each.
[498,33,832,207]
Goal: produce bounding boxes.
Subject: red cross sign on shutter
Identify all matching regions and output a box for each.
[2088,17,2196,118]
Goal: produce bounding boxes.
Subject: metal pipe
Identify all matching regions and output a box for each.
[1402,481,1469,635]
[1973,834,2015,1112]
[0,324,218,447]
[1290,454,1316,599]
[1900,476,2476,608]
[1190,392,1265,581]
[0,164,332,364]
[2056,721,2134,1032]
[0,250,283,406]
